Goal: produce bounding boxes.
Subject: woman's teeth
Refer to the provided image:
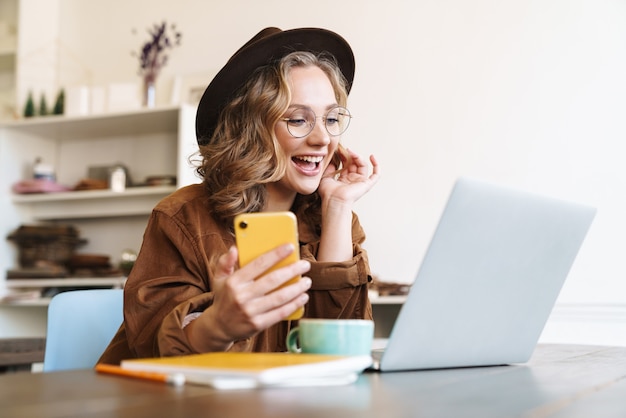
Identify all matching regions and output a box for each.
[295,156,324,164]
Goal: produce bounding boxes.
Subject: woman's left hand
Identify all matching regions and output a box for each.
[318,149,380,206]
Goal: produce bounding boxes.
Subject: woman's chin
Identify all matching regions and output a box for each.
[292,178,323,196]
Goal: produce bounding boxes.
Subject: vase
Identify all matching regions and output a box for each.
[143,74,157,108]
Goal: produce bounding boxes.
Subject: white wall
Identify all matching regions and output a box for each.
[14,1,626,315]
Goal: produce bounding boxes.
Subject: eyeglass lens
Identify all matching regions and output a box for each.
[284,107,351,138]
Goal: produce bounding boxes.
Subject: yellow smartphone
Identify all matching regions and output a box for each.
[233,211,304,320]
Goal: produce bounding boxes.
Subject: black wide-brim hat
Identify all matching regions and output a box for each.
[195,27,355,145]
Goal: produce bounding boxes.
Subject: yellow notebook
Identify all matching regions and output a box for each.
[121,352,373,390]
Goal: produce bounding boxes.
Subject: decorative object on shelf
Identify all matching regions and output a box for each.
[67,253,123,277]
[369,279,411,296]
[119,249,137,276]
[109,165,127,192]
[145,174,177,186]
[53,88,64,115]
[72,178,108,191]
[22,92,54,118]
[144,74,156,108]
[39,93,49,116]
[133,21,182,108]
[33,157,55,181]
[82,163,133,191]
[24,91,35,117]
[64,85,92,116]
[12,179,71,194]
[11,157,70,194]
[90,86,106,114]
[6,224,87,278]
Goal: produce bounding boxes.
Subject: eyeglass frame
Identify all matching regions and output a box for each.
[279,106,352,138]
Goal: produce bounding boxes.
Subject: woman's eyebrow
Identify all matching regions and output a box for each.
[287,103,339,110]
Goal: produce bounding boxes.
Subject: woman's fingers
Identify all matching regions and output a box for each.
[246,274,311,317]
[210,246,238,293]
[230,256,310,315]
[368,154,380,181]
[248,259,310,294]
[198,245,312,348]
[348,150,368,175]
[235,243,296,281]
[215,243,310,318]
[248,288,310,329]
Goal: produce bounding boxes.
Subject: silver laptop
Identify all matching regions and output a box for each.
[372,177,596,372]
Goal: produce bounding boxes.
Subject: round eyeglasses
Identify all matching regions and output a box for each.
[280,106,352,138]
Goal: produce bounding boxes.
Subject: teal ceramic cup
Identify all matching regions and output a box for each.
[286,319,374,356]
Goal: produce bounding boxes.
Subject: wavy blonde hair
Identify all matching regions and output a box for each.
[196,51,351,231]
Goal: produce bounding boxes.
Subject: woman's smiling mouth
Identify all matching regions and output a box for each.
[292,155,324,172]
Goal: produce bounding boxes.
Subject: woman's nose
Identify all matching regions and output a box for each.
[307,118,331,145]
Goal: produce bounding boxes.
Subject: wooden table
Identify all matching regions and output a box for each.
[0,344,625,417]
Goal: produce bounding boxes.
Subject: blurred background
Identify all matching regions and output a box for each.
[1,0,625,346]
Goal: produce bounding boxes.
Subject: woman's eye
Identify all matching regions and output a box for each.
[288,118,308,126]
[325,117,339,125]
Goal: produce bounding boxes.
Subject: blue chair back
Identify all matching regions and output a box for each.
[43,289,123,372]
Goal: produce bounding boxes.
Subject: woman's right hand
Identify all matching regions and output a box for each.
[185,244,311,352]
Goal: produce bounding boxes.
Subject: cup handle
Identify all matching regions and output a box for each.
[286,327,301,353]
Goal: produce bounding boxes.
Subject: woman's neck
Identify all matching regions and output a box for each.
[265,184,296,212]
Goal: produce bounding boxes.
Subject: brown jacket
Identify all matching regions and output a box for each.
[99,184,373,365]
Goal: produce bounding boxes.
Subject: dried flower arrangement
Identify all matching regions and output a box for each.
[132,21,182,80]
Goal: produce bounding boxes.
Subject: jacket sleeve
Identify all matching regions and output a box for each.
[299,212,373,320]
[122,210,224,358]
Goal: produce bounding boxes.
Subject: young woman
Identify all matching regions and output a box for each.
[99,27,380,364]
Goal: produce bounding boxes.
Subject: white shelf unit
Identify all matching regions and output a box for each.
[6,277,127,289]
[0,277,128,338]
[369,295,407,305]
[3,277,127,306]
[12,185,177,220]
[0,105,199,337]
[2,103,198,256]
[369,294,406,339]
